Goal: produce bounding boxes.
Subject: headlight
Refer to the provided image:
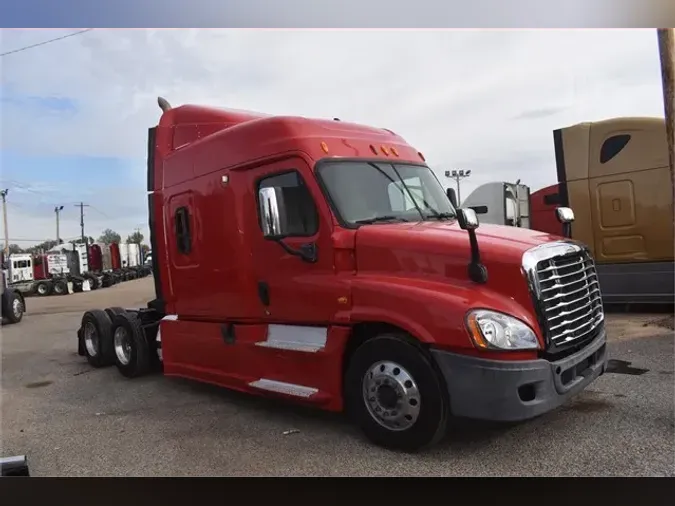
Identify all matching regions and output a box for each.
[466,309,540,351]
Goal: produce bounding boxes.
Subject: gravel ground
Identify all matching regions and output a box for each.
[2,277,673,476]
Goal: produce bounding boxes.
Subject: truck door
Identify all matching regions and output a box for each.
[247,158,343,324]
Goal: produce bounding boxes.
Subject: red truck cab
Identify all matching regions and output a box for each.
[79,98,608,451]
[531,183,565,237]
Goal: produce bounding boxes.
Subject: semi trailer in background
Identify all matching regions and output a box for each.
[456,116,674,306]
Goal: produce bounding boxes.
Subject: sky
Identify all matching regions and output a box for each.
[0,28,667,247]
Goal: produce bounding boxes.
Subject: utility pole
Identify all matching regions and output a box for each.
[74,202,90,245]
[1,189,8,255]
[444,169,472,206]
[54,205,64,244]
[657,29,675,216]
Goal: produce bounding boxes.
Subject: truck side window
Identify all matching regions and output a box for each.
[600,134,631,164]
[543,193,561,206]
[258,171,319,236]
[174,206,192,255]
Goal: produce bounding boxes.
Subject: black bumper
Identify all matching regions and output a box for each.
[431,328,608,422]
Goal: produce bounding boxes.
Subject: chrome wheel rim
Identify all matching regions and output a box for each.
[84,322,98,357]
[362,361,421,431]
[37,284,47,295]
[12,298,22,318]
[114,326,132,366]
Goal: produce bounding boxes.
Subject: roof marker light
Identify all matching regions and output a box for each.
[370,144,378,155]
[321,142,329,153]
[390,147,399,157]
[381,146,390,156]
[418,151,426,161]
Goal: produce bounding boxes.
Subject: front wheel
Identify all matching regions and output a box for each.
[344,334,450,452]
[2,291,24,324]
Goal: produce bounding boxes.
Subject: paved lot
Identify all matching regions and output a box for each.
[2,277,673,476]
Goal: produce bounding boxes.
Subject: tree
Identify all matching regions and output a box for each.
[7,244,23,254]
[127,230,144,244]
[26,239,58,254]
[140,244,150,256]
[98,229,121,245]
[70,236,95,246]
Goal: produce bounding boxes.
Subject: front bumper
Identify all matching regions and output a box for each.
[430,327,608,422]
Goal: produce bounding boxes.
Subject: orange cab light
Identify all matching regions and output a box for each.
[370,144,378,155]
[380,145,390,156]
[320,141,329,153]
[418,151,426,161]
[390,147,399,157]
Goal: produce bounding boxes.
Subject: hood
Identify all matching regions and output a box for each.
[354,219,563,310]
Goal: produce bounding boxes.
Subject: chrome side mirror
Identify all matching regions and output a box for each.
[457,207,479,230]
[556,206,574,238]
[258,187,288,238]
[556,207,575,224]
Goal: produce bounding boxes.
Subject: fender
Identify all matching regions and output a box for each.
[348,275,542,352]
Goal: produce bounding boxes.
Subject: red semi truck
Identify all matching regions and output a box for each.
[77,98,608,451]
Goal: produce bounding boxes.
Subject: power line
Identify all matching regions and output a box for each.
[88,205,111,219]
[0,28,94,58]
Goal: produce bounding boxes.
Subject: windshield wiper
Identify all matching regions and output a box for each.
[425,212,456,221]
[355,215,409,225]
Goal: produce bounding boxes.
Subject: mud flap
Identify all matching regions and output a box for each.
[67,282,74,294]
[82,280,91,292]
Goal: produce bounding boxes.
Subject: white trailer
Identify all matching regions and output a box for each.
[460,182,531,228]
[119,243,141,268]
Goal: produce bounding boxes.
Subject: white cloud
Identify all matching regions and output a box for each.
[0,28,665,245]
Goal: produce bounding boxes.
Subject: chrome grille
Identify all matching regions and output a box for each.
[522,241,604,350]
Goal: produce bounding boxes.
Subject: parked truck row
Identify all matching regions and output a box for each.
[457,116,674,306]
[3,241,151,299]
[77,97,608,452]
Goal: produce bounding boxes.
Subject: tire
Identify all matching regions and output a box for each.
[110,312,150,378]
[53,280,68,296]
[34,281,52,297]
[104,306,126,321]
[344,334,450,452]
[2,291,24,324]
[80,310,114,368]
[85,274,98,290]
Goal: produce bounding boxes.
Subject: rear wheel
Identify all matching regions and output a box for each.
[81,310,114,368]
[111,312,150,378]
[53,280,68,295]
[104,306,126,321]
[35,281,52,297]
[344,334,450,452]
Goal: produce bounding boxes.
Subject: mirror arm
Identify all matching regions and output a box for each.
[466,230,488,284]
[273,238,318,263]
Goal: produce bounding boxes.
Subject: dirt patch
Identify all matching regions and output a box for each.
[644,316,675,331]
[605,313,674,340]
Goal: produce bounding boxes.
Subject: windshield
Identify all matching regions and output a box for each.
[317,161,456,225]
